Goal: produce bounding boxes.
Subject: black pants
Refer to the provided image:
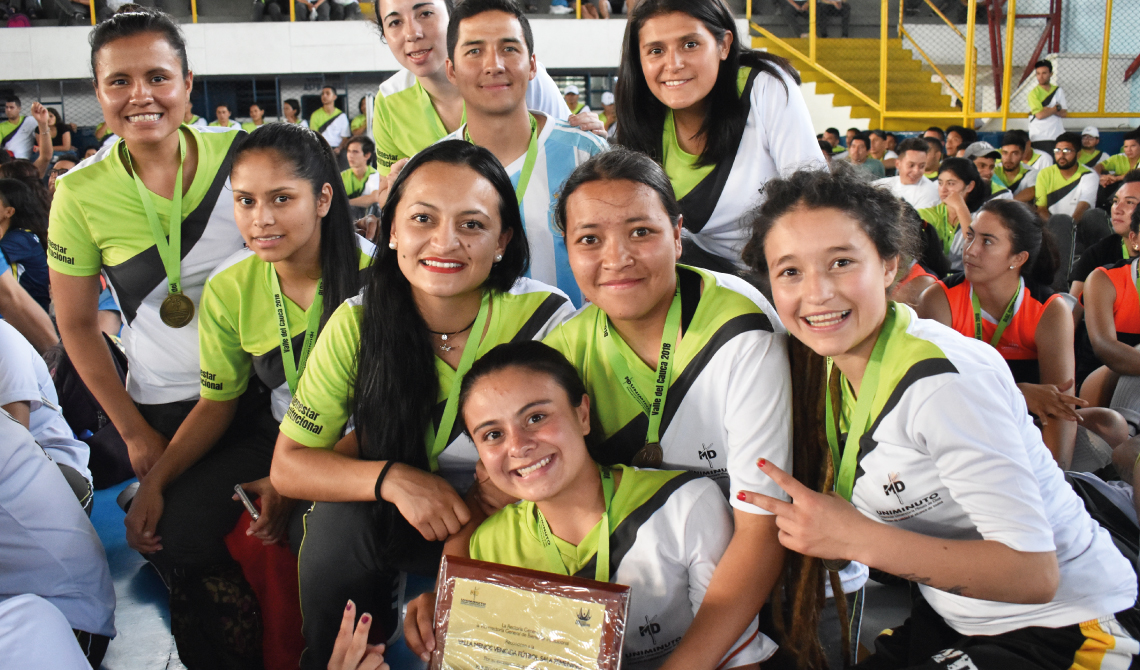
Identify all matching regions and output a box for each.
[330,1,360,19]
[855,594,1140,670]
[295,500,442,670]
[818,2,850,37]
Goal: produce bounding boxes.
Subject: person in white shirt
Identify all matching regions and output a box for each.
[1,95,39,160]
[874,137,940,210]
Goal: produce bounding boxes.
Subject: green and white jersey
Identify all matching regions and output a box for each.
[1027,84,1066,142]
[280,278,575,491]
[1102,152,1140,176]
[839,304,1135,635]
[48,125,246,404]
[993,163,1037,195]
[188,115,208,129]
[543,266,791,515]
[208,120,241,130]
[660,66,827,267]
[873,175,940,210]
[341,166,378,199]
[371,63,570,176]
[0,115,37,160]
[1025,148,1053,170]
[310,108,351,151]
[198,236,375,422]
[470,466,775,669]
[1078,148,1107,168]
[350,114,367,134]
[917,203,967,272]
[1034,164,1098,217]
[443,112,608,306]
[240,121,268,133]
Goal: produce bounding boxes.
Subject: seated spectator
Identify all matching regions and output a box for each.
[845,126,858,148]
[1078,126,1108,169]
[241,102,268,133]
[0,320,94,507]
[310,86,350,156]
[563,84,589,114]
[923,135,943,180]
[182,106,207,128]
[47,152,79,195]
[1095,128,1140,188]
[1035,133,1098,236]
[0,410,116,668]
[0,178,50,312]
[822,126,846,158]
[818,138,833,164]
[0,159,52,213]
[885,131,898,154]
[994,131,1038,204]
[209,103,241,129]
[889,204,939,308]
[964,140,1011,199]
[1018,127,1054,171]
[844,133,885,179]
[1,95,38,160]
[778,0,810,38]
[331,0,361,20]
[252,0,293,21]
[924,125,945,141]
[350,96,367,137]
[873,136,940,210]
[918,157,988,271]
[82,146,98,159]
[868,129,896,173]
[282,97,308,128]
[31,107,72,158]
[817,0,849,37]
[298,0,330,21]
[1070,171,1140,298]
[943,124,976,158]
[600,90,616,137]
[341,135,380,217]
[403,342,775,669]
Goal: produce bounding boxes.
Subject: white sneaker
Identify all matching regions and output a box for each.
[549,4,572,14]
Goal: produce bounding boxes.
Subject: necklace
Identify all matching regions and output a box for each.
[428,315,478,352]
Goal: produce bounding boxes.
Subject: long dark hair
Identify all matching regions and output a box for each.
[978,199,1058,287]
[937,157,988,213]
[615,0,798,167]
[353,139,529,466]
[0,178,49,251]
[233,123,363,328]
[46,108,67,141]
[90,7,189,79]
[0,160,52,220]
[374,0,455,41]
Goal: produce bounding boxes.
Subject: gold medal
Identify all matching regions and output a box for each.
[822,558,852,572]
[160,292,195,328]
[632,442,664,468]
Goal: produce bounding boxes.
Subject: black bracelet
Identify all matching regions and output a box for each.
[374,460,396,502]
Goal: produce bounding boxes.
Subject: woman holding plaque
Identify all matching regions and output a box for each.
[48,9,260,666]
[405,340,771,669]
[737,166,1138,668]
[269,140,575,669]
[540,148,803,670]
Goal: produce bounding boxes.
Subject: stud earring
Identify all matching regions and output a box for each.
[389,241,397,250]
[494,253,503,262]
[1009,265,1015,270]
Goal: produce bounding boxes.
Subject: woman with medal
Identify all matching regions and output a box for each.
[614,0,824,273]
[269,140,574,669]
[47,11,261,666]
[738,166,1138,669]
[121,123,372,666]
[403,341,771,669]
[540,149,798,670]
[917,199,1087,469]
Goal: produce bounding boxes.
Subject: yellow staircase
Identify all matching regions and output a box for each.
[752,36,957,131]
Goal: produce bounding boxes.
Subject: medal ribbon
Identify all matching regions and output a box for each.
[426,292,491,471]
[126,129,186,299]
[824,304,897,501]
[970,278,1021,348]
[600,279,682,445]
[267,265,323,396]
[535,466,615,582]
[466,114,538,207]
[1124,239,1131,260]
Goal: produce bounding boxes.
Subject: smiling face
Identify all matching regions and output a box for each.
[389,161,512,300]
[766,206,897,362]
[563,178,682,324]
[446,10,536,117]
[962,210,1026,284]
[93,32,192,148]
[380,0,449,76]
[464,366,593,504]
[1111,182,1140,235]
[897,149,926,185]
[230,149,328,265]
[637,11,730,115]
[973,156,995,182]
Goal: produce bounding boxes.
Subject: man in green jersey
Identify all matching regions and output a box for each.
[240,102,268,133]
[994,131,1036,204]
[1036,132,1103,273]
[1,95,39,160]
[1078,126,1107,169]
[563,84,589,115]
[1096,129,1140,188]
[310,85,351,158]
[1027,59,1066,152]
[341,135,380,218]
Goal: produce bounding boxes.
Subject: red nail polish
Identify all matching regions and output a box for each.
[345,601,353,611]
[361,614,371,624]
[757,458,767,467]
[736,491,746,501]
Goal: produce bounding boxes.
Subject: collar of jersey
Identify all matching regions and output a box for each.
[113,124,214,216]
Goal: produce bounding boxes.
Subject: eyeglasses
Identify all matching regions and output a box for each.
[1054,148,1076,155]
[50,167,70,177]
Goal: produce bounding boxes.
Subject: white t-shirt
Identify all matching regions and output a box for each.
[682,68,827,267]
[1028,149,1054,170]
[443,112,608,307]
[874,175,941,210]
[317,113,351,151]
[0,116,37,160]
[0,595,92,670]
[0,321,91,483]
[0,411,116,638]
[851,306,1136,636]
[363,171,381,196]
[1029,87,1068,142]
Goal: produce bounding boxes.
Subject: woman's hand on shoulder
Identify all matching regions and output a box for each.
[567,111,606,138]
[380,463,471,541]
[403,591,437,663]
[329,600,389,670]
[736,459,870,562]
[235,477,297,546]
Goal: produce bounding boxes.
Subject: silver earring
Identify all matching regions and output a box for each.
[494,253,503,262]
[389,241,397,250]
[1009,265,1015,270]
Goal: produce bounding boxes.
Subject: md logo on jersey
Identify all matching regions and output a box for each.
[639,615,661,645]
[931,649,978,670]
[883,472,906,504]
[698,444,718,468]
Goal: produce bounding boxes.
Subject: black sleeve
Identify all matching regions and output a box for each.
[1069,236,1116,284]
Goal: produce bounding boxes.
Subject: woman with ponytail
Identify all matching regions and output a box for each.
[740,166,1137,670]
[123,122,372,665]
[917,199,1090,469]
[269,139,574,669]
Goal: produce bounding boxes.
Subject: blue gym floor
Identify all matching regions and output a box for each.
[91,481,909,669]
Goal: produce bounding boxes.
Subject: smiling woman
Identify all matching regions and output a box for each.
[46,7,261,668]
